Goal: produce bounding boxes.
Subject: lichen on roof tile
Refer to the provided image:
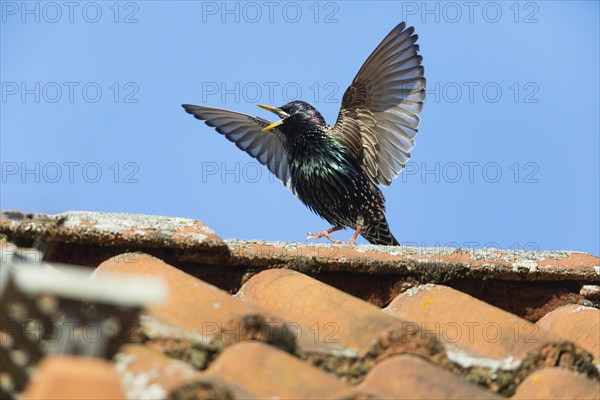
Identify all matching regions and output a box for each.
[60,211,220,245]
[402,283,436,298]
[0,211,226,261]
[221,239,600,281]
[445,346,522,371]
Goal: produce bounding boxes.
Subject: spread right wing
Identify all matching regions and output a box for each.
[182,104,292,189]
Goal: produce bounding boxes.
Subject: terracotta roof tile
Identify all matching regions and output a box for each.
[23,355,123,400]
[4,211,598,282]
[536,305,600,362]
[0,211,227,266]
[114,344,251,399]
[204,341,367,399]
[225,239,600,281]
[93,253,296,356]
[360,354,500,399]
[1,210,222,246]
[114,344,202,399]
[93,252,373,383]
[512,367,600,400]
[3,211,599,320]
[3,211,600,399]
[238,269,446,364]
[384,284,598,393]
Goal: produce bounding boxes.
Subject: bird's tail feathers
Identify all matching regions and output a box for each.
[361,218,399,246]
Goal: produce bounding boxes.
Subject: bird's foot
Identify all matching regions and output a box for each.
[306,225,362,245]
[306,231,342,243]
[343,225,362,245]
[306,226,344,243]
[306,231,323,240]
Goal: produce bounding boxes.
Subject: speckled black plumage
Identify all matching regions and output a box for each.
[272,101,398,245]
[182,22,425,245]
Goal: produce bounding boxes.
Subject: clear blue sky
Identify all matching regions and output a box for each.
[2,1,598,254]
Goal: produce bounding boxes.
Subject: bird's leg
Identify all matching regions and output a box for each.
[307,226,344,243]
[345,225,362,245]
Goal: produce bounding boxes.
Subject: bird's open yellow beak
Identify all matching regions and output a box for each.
[261,119,284,131]
[258,104,288,131]
[258,104,281,113]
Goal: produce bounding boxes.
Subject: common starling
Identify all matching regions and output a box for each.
[183,22,425,246]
